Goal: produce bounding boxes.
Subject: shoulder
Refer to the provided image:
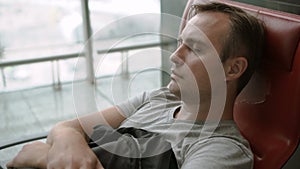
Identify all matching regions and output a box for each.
[116,87,180,117]
[149,87,179,99]
[182,137,253,169]
[180,121,253,169]
[130,87,178,101]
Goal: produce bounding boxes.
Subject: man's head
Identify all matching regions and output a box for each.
[168,2,265,100]
[191,2,265,94]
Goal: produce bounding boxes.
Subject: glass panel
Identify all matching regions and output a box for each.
[4,63,52,90]
[0,1,162,164]
[90,0,161,77]
[0,0,84,91]
[0,0,83,61]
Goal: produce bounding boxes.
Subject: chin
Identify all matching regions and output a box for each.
[167,81,181,97]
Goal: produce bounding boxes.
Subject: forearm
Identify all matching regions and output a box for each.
[47,106,126,145]
[43,106,125,168]
[46,119,89,146]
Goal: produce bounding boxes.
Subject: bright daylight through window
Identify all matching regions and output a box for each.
[0,0,160,91]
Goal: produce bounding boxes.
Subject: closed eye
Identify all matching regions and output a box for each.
[192,46,201,53]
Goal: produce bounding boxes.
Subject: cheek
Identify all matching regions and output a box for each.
[189,62,210,88]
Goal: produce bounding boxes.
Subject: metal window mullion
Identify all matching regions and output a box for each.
[81,0,95,84]
[1,67,6,88]
[51,61,55,88]
[56,60,61,89]
[121,51,129,78]
[51,60,61,90]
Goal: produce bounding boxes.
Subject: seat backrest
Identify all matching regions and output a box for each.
[180,0,300,168]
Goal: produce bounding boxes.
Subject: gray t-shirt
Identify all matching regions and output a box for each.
[117,87,253,169]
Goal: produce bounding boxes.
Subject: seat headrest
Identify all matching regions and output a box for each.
[241,6,300,71]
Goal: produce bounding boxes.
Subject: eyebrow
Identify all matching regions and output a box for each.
[180,34,206,49]
[185,36,197,45]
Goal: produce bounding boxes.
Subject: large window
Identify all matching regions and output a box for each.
[0,0,162,163]
[89,0,161,78]
[0,0,161,91]
[0,0,84,90]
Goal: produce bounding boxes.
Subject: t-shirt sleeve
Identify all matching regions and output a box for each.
[116,91,150,117]
[181,138,253,169]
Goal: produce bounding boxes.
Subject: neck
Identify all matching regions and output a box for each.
[175,94,235,122]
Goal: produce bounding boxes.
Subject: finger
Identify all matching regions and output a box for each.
[6,160,13,167]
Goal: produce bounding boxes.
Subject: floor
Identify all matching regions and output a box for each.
[0,72,161,167]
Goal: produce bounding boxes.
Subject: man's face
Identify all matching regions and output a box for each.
[168,12,230,102]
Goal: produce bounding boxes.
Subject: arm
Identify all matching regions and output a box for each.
[47,105,126,144]
[7,89,148,169]
[46,106,126,169]
[7,106,126,169]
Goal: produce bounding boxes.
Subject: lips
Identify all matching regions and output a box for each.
[171,69,183,79]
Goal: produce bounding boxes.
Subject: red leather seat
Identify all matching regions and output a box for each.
[180,0,300,168]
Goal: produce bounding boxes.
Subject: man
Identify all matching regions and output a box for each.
[7,2,265,169]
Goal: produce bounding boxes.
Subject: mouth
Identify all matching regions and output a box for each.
[171,69,182,79]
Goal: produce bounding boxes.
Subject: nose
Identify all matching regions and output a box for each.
[170,45,186,66]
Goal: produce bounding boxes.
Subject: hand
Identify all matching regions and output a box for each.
[46,132,104,169]
[6,141,50,169]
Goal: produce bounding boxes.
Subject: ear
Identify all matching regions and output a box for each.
[224,57,248,81]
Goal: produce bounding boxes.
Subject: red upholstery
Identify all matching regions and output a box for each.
[180,0,300,168]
